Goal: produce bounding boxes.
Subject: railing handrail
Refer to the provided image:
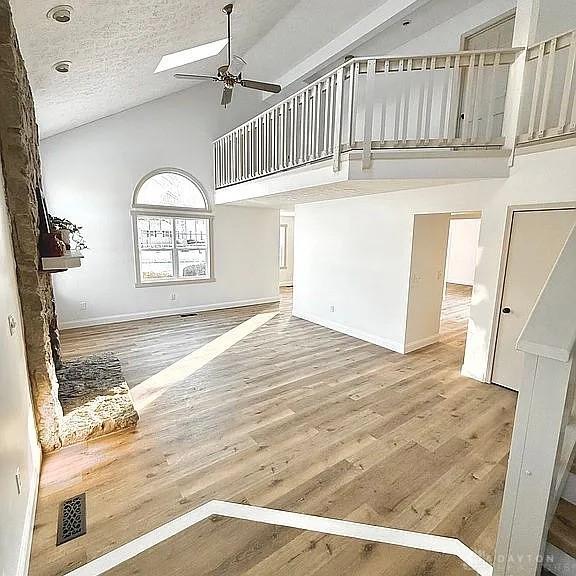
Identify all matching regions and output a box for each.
[526,27,576,60]
[214,47,522,143]
[517,223,576,362]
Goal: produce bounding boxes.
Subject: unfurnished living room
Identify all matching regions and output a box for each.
[2,1,576,575]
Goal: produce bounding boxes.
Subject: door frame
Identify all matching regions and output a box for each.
[487,201,576,385]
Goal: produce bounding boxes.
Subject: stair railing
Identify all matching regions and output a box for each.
[493,223,576,576]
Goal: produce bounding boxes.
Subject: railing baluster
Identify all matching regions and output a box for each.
[416,57,427,143]
[439,56,450,141]
[423,56,435,143]
[394,59,404,142]
[529,42,546,139]
[484,52,500,143]
[462,53,478,141]
[380,59,390,143]
[402,59,413,143]
[347,62,357,147]
[333,67,345,171]
[471,52,486,142]
[447,54,461,142]
[362,59,376,169]
[559,32,576,134]
[290,99,296,166]
[539,37,558,137]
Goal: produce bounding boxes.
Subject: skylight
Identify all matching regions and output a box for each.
[154,38,228,73]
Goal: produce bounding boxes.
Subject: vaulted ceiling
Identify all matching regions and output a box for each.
[11,0,300,138]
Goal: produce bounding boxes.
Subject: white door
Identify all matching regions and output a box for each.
[492,209,576,391]
[459,14,515,139]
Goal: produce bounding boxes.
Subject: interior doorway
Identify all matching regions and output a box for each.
[440,212,482,345]
[279,212,294,287]
[491,207,576,391]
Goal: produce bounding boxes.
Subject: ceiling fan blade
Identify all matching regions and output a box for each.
[155,38,228,73]
[240,79,281,94]
[221,85,234,107]
[174,73,220,81]
[227,55,246,77]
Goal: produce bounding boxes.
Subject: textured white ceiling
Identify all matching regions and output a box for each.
[10,0,299,138]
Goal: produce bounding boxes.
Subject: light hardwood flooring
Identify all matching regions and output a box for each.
[30,285,517,576]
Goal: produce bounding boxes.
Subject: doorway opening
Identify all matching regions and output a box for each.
[405,211,481,361]
[441,212,482,347]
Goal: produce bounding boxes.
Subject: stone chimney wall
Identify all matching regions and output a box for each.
[0,0,62,451]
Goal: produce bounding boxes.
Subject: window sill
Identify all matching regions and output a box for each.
[135,277,216,288]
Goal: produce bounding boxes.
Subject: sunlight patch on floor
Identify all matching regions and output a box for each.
[132,311,278,410]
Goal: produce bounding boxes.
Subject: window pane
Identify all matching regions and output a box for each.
[137,216,173,249]
[136,172,207,209]
[140,250,173,281]
[179,250,208,278]
[175,218,208,249]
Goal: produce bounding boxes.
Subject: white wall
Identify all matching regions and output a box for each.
[40,84,280,328]
[0,164,40,576]
[405,214,450,351]
[293,143,576,382]
[536,0,576,41]
[279,214,294,287]
[445,218,481,286]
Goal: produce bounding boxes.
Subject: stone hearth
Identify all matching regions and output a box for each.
[57,353,139,447]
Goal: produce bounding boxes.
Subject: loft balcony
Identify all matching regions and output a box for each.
[213,28,576,205]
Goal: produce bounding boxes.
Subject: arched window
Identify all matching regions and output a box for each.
[131,169,213,285]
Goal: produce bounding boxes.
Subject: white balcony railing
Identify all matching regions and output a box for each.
[213,48,520,189]
[518,29,576,144]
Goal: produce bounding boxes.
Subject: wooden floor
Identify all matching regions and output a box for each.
[30,285,517,576]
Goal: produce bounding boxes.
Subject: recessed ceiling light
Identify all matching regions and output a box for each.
[402,20,412,26]
[47,5,73,23]
[53,61,71,73]
[154,38,228,73]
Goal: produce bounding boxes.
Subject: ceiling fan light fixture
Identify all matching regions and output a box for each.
[47,5,73,23]
[154,38,228,73]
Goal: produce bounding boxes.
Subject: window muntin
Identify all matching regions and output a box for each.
[134,171,208,210]
[132,170,212,285]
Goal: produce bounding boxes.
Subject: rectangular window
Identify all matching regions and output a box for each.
[279,224,288,269]
[136,215,210,283]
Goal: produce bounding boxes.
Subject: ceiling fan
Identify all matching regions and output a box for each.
[174,4,282,107]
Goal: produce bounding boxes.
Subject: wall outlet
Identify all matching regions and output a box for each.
[80,301,87,311]
[329,305,335,313]
[7,314,16,336]
[15,467,22,495]
[170,293,177,302]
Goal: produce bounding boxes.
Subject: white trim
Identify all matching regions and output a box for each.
[404,334,440,353]
[63,500,492,576]
[544,543,576,576]
[279,281,293,287]
[293,310,405,354]
[59,297,280,330]
[17,441,41,576]
[562,473,576,506]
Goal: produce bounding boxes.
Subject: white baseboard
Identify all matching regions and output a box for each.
[59,297,280,329]
[293,309,404,354]
[403,334,440,354]
[17,441,41,576]
[544,543,576,576]
[563,472,576,506]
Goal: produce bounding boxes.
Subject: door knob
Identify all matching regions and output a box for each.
[502,307,511,314]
